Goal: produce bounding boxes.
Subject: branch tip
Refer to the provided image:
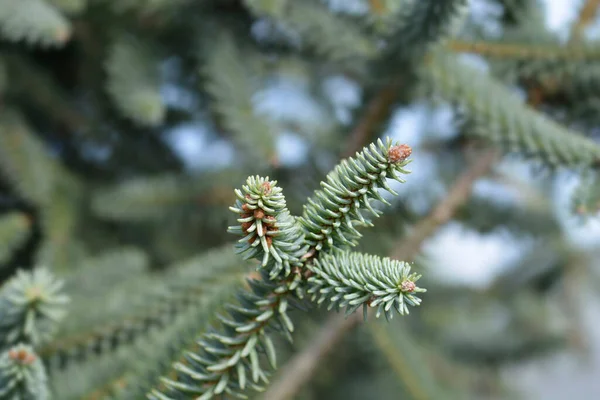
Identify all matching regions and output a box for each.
[388,144,412,163]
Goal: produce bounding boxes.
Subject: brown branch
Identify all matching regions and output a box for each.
[342,79,403,158]
[262,147,499,400]
[447,40,597,60]
[391,148,500,260]
[570,0,600,43]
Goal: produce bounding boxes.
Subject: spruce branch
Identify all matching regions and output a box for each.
[153,145,421,398]
[425,50,600,167]
[447,39,600,61]
[42,246,247,370]
[229,176,307,280]
[113,286,240,400]
[0,344,49,400]
[308,251,425,320]
[264,148,496,400]
[150,272,302,399]
[0,269,69,349]
[298,138,411,252]
[50,280,243,400]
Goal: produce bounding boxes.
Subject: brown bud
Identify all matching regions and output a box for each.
[241,221,252,232]
[265,236,273,247]
[367,296,376,307]
[261,181,272,194]
[264,216,276,227]
[9,349,36,365]
[254,209,265,219]
[388,144,412,163]
[400,280,416,293]
[241,203,251,212]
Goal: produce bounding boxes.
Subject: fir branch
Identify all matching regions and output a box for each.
[0,112,58,207]
[113,286,239,400]
[0,0,71,46]
[228,176,307,279]
[150,272,302,399]
[0,212,31,266]
[264,149,496,400]
[308,251,425,320]
[42,277,242,371]
[0,269,69,349]
[50,283,241,400]
[448,39,600,61]
[202,33,279,167]
[0,344,49,400]
[424,50,600,167]
[298,138,411,252]
[42,246,248,369]
[105,35,165,127]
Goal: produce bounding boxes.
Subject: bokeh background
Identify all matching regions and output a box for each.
[2,0,600,398]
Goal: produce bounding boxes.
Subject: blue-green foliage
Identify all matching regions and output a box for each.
[298,138,411,252]
[0,269,69,349]
[308,251,425,320]
[228,176,307,279]
[0,344,49,400]
[149,138,423,399]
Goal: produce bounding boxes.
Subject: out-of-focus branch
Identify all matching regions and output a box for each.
[391,148,499,260]
[342,79,403,158]
[570,0,600,43]
[262,147,499,400]
[447,40,597,60]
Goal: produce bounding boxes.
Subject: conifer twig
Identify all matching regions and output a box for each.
[263,147,499,400]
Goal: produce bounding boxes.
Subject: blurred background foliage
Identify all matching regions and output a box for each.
[1,0,600,398]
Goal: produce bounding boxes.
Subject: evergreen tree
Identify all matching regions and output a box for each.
[1,0,599,398]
